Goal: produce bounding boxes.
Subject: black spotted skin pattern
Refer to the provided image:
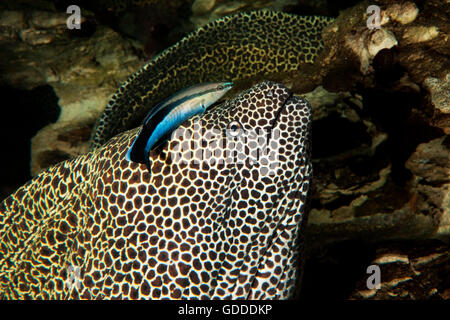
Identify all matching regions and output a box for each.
[90,10,332,149]
[0,82,312,299]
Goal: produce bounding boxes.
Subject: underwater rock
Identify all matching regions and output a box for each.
[402,25,440,45]
[406,136,450,186]
[0,10,78,87]
[190,1,255,28]
[303,86,363,123]
[318,0,448,90]
[113,0,191,58]
[306,162,441,249]
[349,240,449,300]
[0,8,143,175]
[366,29,398,60]
[423,74,450,117]
[301,85,436,246]
[27,23,142,174]
[324,8,399,75]
[304,1,447,257]
[300,238,449,300]
[305,116,447,251]
[305,126,448,255]
[383,1,419,25]
[405,136,450,241]
[0,10,25,42]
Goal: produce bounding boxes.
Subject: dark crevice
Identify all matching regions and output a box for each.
[312,152,388,192]
[360,87,443,185]
[299,239,376,300]
[442,135,450,148]
[0,85,60,201]
[66,19,98,38]
[372,47,406,85]
[312,112,371,159]
[347,150,390,178]
[354,179,411,217]
[310,77,443,214]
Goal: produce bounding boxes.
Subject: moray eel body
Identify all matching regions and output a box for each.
[126,82,233,171]
[90,10,333,149]
[0,81,312,299]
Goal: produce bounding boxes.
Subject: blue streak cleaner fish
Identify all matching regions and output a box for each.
[126,81,233,170]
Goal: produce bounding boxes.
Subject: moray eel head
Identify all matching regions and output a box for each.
[97,81,312,299]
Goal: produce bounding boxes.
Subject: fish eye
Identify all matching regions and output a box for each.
[216,85,224,91]
[226,120,243,138]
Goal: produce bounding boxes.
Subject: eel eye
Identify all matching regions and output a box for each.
[216,85,224,91]
[227,120,243,138]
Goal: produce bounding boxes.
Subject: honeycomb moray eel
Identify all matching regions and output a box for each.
[90,10,333,149]
[0,81,312,299]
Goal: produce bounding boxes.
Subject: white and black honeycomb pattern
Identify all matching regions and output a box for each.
[0,81,312,300]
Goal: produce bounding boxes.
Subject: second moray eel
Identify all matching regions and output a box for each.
[90,10,333,149]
